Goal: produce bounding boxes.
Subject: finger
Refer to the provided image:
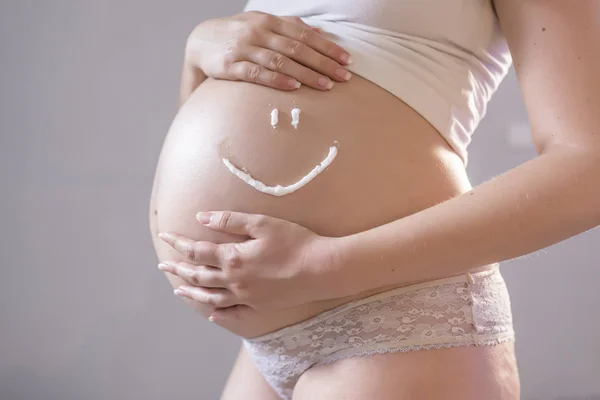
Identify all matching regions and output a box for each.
[196,211,272,237]
[227,60,301,90]
[279,16,322,33]
[243,45,338,91]
[265,34,351,86]
[279,16,309,28]
[175,285,241,308]
[158,232,220,265]
[271,19,352,66]
[158,261,226,288]
[209,304,256,323]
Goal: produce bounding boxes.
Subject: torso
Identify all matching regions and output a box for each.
[148,74,489,338]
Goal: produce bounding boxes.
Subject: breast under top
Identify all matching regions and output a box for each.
[243,0,513,166]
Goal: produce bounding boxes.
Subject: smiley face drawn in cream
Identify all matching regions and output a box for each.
[221,108,339,197]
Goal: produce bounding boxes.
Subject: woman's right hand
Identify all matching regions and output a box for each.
[185,11,353,91]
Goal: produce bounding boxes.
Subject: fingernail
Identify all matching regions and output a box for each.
[288,79,301,89]
[318,77,333,89]
[174,288,184,296]
[340,53,352,65]
[158,263,168,271]
[208,315,215,322]
[196,212,212,225]
[336,68,351,81]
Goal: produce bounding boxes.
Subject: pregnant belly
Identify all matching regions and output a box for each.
[149,75,472,338]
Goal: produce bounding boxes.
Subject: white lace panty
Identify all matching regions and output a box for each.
[243,264,515,399]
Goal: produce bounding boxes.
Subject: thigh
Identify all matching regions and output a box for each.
[220,343,281,400]
[292,342,520,400]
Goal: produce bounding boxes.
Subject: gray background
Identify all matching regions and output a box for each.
[1,1,598,399]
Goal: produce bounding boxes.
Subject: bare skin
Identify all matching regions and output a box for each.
[150,74,482,336]
[292,343,520,400]
[148,10,523,400]
[220,345,280,400]
[218,342,520,400]
[151,74,516,400]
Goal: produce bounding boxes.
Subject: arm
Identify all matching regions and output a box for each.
[178,23,208,108]
[179,53,207,108]
[328,0,600,296]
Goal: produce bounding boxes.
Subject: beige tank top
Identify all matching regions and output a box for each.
[243,0,513,166]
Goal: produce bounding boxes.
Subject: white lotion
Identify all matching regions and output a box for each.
[222,142,339,197]
[270,108,279,128]
[291,108,301,129]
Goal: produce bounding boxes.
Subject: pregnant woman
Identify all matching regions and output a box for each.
[149,1,600,399]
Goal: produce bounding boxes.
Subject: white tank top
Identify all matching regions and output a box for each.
[243,0,513,166]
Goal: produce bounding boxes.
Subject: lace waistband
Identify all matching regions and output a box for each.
[247,263,502,343]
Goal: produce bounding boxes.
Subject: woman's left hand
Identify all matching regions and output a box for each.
[158,211,340,322]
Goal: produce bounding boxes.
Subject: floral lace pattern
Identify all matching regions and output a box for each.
[243,266,514,400]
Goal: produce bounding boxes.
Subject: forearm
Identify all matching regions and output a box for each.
[330,144,600,297]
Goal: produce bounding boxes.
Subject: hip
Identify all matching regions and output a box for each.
[243,265,517,399]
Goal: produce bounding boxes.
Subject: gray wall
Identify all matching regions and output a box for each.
[1,1,598,399]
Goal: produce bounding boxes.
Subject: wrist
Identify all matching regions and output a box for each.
[308,235,358,301]
[183,22,208,71]
[179,34,207,107]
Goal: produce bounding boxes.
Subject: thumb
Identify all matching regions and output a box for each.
[196,211,271,237]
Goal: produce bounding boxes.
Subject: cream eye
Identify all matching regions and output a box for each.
[270,108,279,128]
[291,108,301,129]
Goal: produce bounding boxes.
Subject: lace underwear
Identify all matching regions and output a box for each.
[243,264,515,399]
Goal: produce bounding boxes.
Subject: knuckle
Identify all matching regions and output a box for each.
[270,53,286,71]
[218,294,231,307]
[185,243,197,262]
[217,211,233,230]
[257,12,276,27]
[210,295,222,307]
[245,64,262,81]
[222,246,242,270]
[297,27,312,43]
[270,72,281,85]
[288,40,303,56]
[205,294,216,306]
[189,271,200,286]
